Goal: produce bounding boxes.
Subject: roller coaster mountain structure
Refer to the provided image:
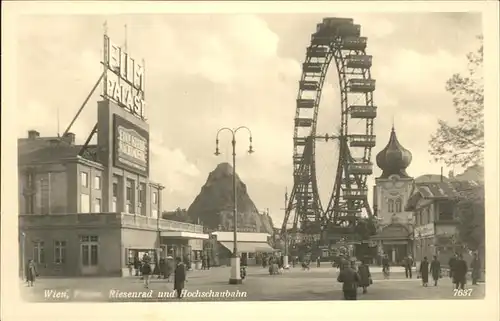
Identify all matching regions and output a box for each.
[281,18,378,249]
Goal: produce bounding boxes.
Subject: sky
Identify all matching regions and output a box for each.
[15,12,482,227]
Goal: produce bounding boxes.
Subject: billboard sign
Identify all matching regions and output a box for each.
[113,114,149,176]
[102,35,146,120]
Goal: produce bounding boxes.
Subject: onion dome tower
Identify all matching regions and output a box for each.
[376,125,412,178]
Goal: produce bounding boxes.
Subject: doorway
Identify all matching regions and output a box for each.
[80,235,99,275]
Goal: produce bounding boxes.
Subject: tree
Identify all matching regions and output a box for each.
[162,207,194,223]
[429,36,484,167]
[456,185,485,253]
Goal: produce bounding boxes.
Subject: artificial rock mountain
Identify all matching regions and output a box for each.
[187,162,274,234]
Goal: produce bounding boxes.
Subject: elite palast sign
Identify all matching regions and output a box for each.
[102,34,146,120]
[113,114,149,177]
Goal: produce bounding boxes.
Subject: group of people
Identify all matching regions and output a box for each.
[417,252,481,289]
[336,259,372,300]
[131,252,187,298]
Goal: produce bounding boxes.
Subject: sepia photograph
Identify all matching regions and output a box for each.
[1,1,499,321]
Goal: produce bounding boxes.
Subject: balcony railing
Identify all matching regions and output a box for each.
[19,212,204,233]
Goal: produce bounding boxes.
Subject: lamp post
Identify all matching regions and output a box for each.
[21,232,26,280]
[215,126,254,284]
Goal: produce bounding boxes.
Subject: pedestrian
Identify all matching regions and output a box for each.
[453,254,468,290]
[404,255,413,279]
[470,253,481,285]
[206,255,211,270]
[164,253,175,282]
[25,259,38,287]
[133,254,141,276]
[382,255,390,279]
[316,256,321,268]
[419,256,429,287]
[142,258,152,289]
[430,255,441,286]
[448,253,457,279]
[158,257,165,279]
[201,255,207,270]
[357,259,372,294]
[174,256,186,299]
[337,260,360,300]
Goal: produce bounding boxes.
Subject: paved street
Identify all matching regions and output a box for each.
[20,265,485,302]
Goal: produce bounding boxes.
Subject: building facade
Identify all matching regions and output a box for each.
[18,100,207,277]
[370,126,414,265]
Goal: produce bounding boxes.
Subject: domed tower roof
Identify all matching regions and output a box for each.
[376,126,412,178]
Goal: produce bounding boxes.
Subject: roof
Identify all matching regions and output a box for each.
[18,138,99,165]
[405,180,483,211]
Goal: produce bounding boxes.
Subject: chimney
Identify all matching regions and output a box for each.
[62,132,76,145]
[28,130,40,139]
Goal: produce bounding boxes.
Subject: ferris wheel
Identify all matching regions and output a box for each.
[281,17,377,241]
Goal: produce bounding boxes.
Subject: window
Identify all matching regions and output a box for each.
[94,198,102,213]
[388,199,395,213]
[80,172,89,188]
[248,252,255,259]
[94,176,101,190]
[80,193,90,213]
[152,209,158,219]
[25,170,35,214]
[126,179,134,214]
[139,183,146,205]
[33,241,45,264]
[112,182,118,212]
[80,236,99,267]
[153,192,158,205]
[395,198,402,213]
[54,241,66,264]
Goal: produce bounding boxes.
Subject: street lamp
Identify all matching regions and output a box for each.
[215,126,254,284]
[21,232,26,281]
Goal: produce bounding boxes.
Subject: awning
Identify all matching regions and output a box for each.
[160,231,209,239]
[219,241,275,253]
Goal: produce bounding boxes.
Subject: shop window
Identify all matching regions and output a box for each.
[80,171,89,188]
[54,241,66,264]
[33,241,45,264]
[248,252,255,259]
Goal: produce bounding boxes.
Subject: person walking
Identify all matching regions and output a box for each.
[133,254,141,277]
[164,253,175,282]
[337,260,360,300]
[25,259,38,287]
[357,260,372,294]
[419,256,429,287]
[470,253,481,285]
[316,256,321,268]
[453,254,468,290]
[206,254,211,270]
[382,255,390,279]
[142,258,152,288]
[448,253,457,280]
[430,256,441,286]
[404,255,413,279]
[174,257,186,299]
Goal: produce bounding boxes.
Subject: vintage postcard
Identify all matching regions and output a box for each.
[1,1,499,321]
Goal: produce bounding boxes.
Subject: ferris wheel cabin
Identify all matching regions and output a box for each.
[303,62,323,74]
[349,134,376,147]
[349,105,377,119]
[341,37,368,50]
[299,80,320,91]
[306,47,329,58]
[296,98,316,109]
[295,118,314,127]
[346,55,373,69]
[347,161,374,175]
[347,79,376,93]
[342,188,369,200]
